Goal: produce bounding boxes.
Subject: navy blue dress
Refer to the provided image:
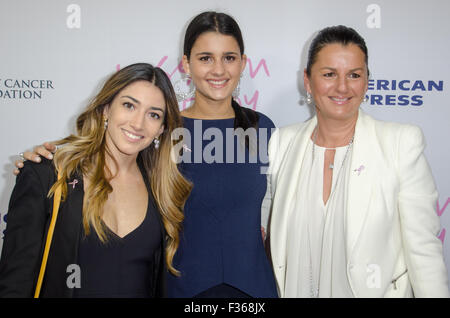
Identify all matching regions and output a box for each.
[166,112,278,298]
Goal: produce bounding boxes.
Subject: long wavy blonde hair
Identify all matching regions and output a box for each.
[48,63,191,275]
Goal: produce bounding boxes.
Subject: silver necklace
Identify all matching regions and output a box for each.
[308,125,354,298]
[312,126,354,169]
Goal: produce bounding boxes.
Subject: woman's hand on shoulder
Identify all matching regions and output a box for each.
[13,142,57,175]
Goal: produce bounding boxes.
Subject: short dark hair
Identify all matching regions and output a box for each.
[183,11,245,59]
[306,25,369,77]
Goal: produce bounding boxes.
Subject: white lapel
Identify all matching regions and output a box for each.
[270,117,317,273]
[346,110,377,258]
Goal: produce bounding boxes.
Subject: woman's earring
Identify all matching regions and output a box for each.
[153,138,160,149]
[363,95,368,103]
[232,73,243,99]
[306,92,313,104]
[104,117,108,129]
[174,74,196,102]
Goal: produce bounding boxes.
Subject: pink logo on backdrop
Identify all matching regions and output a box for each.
[156,57,185,79]
[437,197,449,244]
[246,58,270,78]
[155,56,271,110]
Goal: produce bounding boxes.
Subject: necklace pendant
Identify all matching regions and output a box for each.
[329,163,334,169]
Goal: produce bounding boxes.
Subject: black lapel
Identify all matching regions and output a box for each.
[43,170,83,297]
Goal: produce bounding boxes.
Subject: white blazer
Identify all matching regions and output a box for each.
[263,110,449,297]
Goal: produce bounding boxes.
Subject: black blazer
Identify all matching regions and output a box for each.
[0,158,166,297]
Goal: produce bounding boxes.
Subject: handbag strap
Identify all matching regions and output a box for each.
[34,172,62,298]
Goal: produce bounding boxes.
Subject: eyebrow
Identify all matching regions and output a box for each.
[121,96,165,113]
[320,67,365,72]
[195,51,239,56]
[121,95,140,104]
[149,106,165,113]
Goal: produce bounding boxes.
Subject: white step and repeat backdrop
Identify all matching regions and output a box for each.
[1,0,449,290]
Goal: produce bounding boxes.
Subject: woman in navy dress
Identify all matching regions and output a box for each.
[167,11,277,297]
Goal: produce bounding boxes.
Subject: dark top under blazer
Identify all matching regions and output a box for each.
[0,157,166,298]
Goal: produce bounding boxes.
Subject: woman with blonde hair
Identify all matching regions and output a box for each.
[0,63,191,297]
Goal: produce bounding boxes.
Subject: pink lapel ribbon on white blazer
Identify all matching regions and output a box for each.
[354,165,365,176]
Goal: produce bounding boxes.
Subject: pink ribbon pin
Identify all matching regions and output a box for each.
[68,179,78,189]
[354,165,365,176]
[182,144,192,152]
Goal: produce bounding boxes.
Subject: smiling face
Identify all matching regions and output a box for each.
[304,43,368,123]
[182,31,246,104]
[103,80,165,160]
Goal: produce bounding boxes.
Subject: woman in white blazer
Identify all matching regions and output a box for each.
[263,25,449,298]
